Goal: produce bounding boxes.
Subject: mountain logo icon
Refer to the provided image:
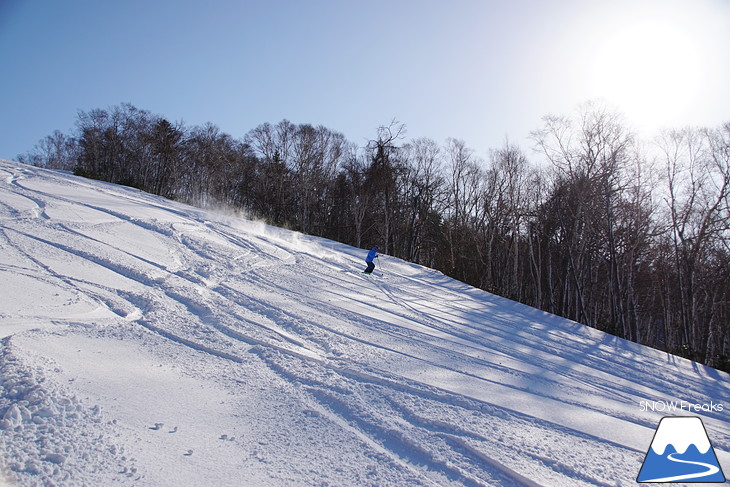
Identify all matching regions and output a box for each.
[637,416,726,483]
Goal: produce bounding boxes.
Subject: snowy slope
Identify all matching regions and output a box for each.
[0,159,728,487]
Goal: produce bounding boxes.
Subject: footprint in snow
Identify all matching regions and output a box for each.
[184,449,193,456]
[169,426,178,433]
[149,423,164,431]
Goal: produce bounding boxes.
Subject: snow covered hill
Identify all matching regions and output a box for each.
[0,159,728,487]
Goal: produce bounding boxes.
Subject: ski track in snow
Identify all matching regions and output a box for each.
[0,160,729,486]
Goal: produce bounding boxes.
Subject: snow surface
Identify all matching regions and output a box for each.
[0,159,728,486]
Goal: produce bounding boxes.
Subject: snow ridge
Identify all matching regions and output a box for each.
[0,337,139,485]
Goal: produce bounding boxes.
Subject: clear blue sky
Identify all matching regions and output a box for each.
[1,0,728,161]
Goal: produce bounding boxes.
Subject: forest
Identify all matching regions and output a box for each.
[17,102,730,371]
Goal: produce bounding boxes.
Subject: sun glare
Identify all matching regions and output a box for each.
[589,19,704,132]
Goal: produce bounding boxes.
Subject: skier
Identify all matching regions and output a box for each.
[363,246,380,274]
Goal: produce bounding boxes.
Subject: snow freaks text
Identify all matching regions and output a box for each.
[639,400,724,413]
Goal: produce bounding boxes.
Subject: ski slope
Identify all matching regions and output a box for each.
[0,160,728,486]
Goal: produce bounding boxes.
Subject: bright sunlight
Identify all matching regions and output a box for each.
[589,18,704,132]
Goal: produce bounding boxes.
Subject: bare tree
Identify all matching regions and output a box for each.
[17,130,78,170]
[401,138,446,264]
[657,124,730,363]
[364,121,407,254]
[483,141,533,299]
[531,103,642,332]
[441,138,483,280]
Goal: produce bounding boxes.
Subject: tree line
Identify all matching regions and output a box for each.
[18,102,730,371]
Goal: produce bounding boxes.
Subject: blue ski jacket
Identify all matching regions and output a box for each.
[365,247,379,263]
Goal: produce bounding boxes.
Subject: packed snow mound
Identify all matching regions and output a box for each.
[0,160,728,487]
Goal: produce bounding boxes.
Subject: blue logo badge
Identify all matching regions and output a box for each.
[638,416,725,483]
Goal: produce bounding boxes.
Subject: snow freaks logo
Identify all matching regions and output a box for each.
[640,400,724,413]
[637,416,726,483]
